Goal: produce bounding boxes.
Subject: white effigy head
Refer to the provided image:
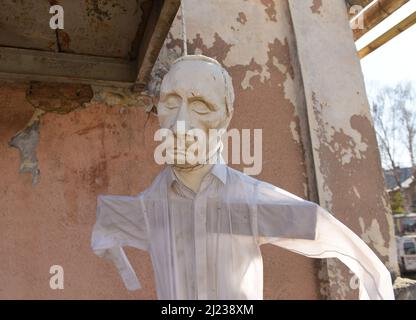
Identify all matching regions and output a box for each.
[157,55,234,169]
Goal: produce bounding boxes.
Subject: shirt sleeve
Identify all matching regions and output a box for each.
[255,183,394,300]
[255,182,318,240]
[91,194,149,291]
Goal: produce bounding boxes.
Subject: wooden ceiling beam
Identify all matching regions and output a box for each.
[358,10,416,59]
[352,0,410,40]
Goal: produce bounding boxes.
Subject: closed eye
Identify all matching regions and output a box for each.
[189,99,211,115]
[162,94,181,110]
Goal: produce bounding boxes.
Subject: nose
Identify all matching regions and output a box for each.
[172,102,191,135]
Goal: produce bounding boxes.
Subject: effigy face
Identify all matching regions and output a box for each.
[156,56,234,168]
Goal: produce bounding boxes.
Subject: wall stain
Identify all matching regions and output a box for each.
[8,109,45,186]
[236,12,247,25]
[57,30,73,53]
[190,33,233,64]
[81,160,109,191]
[310,0,323,14]
[85,0,125,22]
[7,82,147,187]
[26,82,93,114]
[260,0,277,22]
[313,96,394,263]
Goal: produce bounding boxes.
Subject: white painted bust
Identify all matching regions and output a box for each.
[156,54,234,192]
[91,55,394,300]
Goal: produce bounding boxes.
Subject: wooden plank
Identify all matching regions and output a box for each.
[134,0,181,91]
[352,0,410,40]
[0,47,137,87]
[358,10,416,59]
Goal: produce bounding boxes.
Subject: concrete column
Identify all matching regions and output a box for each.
[288,0,398,299]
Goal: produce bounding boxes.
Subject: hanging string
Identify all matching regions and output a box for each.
[180,0,188,56]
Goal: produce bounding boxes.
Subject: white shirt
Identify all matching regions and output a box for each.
[91,163,394,300]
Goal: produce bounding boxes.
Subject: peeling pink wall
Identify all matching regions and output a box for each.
[0,0,394,299]
[0,83,160,298]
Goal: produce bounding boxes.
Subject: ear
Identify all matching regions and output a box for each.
[221,110,233,130]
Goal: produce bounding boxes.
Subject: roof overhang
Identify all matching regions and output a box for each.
[347,0,416,58]
[0,0,180,90]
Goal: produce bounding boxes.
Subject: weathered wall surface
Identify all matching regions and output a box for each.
[0,82,160,298]
[0,0,395,299]
[288,0,398,299]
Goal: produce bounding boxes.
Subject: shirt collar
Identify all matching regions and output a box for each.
[166,162,227,188]
[211,163,227,185]
[211,152,227,185]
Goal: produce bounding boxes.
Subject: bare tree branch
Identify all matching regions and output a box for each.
[370,81,416,193]
[395,81,416,177]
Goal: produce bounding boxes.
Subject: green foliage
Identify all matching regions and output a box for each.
[391,191,405,214]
